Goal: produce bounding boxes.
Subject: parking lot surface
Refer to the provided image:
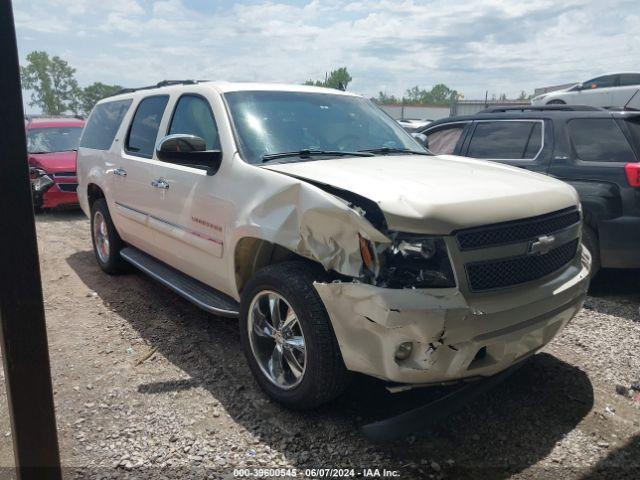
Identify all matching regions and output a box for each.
[1,210,639,479]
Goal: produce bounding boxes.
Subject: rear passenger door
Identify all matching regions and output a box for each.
[461,119,552,174]
[112,95,169,256]
[548,117,636,187]
[614,74,640,109]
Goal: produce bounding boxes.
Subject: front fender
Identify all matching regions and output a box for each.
[229,172,390,295]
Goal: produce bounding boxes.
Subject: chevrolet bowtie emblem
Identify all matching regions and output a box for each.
[528,235,556,255]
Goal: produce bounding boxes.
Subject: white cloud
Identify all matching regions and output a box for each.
[13,0,640,99]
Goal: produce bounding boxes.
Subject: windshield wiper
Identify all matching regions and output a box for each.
[261,149,374,163]
[358,147,431,156]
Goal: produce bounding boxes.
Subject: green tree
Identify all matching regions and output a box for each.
[403,84,458,105]
[80,82,122,115]
[20,51,81,115]
[517,90,531,101]
[304,67,352,91]
[404,86,424,104]
[372,91,400,104]
[424,83,456,104]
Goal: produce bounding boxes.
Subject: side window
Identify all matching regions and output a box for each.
[80,99,132,150]
[568,118,637,163]
[618,74,640,87]
[426,125,465,155]
[126,95,169,158]
[467,121,542,159]
[583,75,617,89]
[168,95,220,150]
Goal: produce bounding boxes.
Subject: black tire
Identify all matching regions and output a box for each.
[546,99,566,105]
[90,198,128,274]
[239,261,350,409]
[582,224,600,278]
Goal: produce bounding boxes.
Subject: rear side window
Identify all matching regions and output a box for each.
[168,95,220,150]
[568,118,636,163]
[80,99,132,150]
[618,74,640,87]
[126,95,169,158]
[467,121,542,159]
[427,125,465,155]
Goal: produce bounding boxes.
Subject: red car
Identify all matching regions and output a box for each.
[26,116,85,209]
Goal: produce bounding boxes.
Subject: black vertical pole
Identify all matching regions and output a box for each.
[0,0,62,478]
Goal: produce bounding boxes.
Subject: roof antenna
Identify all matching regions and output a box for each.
[623,89,639,110]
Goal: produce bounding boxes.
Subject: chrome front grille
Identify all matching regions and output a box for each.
[455,207,581,292]
[466,239,579,291]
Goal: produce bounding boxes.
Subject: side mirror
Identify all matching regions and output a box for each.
[411,132,429,149]
[575,83,584,91]
[156,134,222,176]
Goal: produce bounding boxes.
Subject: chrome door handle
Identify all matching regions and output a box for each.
[113,167,127,177]
[151,178,170,189]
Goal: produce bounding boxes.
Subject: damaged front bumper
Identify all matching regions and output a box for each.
[314,247,590,385]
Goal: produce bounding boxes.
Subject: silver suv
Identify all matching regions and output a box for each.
[77,80,590,408]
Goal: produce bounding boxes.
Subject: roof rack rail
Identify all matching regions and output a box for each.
[115,79,209,95]
[480,105,604,113]
[602,106,640,112]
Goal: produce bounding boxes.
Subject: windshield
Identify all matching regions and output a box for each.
[224,91,426,164]
[27,126,83,154]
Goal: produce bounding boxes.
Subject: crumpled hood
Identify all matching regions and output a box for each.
[263,154,579,234]
[28,151,77,174]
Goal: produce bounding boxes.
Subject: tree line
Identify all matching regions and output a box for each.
[20,51,121,117]
[20,54,530,116]
[303,68,468,106]
[373,84,461,106]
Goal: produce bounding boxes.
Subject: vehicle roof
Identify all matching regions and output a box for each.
[100,80,361,105]
[26,117,85,129]
[585,71,640,78]
[422,107,640,130]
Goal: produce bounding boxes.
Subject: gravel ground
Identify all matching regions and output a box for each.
[1,210,639,479]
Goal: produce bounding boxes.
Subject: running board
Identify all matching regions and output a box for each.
[120,247,239,318]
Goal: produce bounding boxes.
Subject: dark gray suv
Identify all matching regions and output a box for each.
[419,105,640,274]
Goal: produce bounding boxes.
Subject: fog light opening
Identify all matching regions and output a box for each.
[395,342,413,361]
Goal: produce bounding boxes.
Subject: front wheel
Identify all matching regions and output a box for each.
[239,261,350,409]
[546,99,566,105]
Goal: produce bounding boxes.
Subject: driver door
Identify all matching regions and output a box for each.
[576,74,616,107]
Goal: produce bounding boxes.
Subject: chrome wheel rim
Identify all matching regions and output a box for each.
[93,211,110,263]
[247,290,306,390]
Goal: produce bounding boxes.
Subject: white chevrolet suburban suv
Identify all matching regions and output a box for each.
[77,80,590,409]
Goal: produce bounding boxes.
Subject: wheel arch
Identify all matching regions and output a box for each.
[87,183,105,208]
[233,237,314,296]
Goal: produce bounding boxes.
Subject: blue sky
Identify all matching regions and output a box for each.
[13,0,640,108]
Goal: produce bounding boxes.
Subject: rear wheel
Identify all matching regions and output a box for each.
[90,198,127,274]
[239,261,350,409]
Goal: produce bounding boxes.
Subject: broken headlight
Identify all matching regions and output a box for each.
[378,234,456,288]
[30,168,54,192]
